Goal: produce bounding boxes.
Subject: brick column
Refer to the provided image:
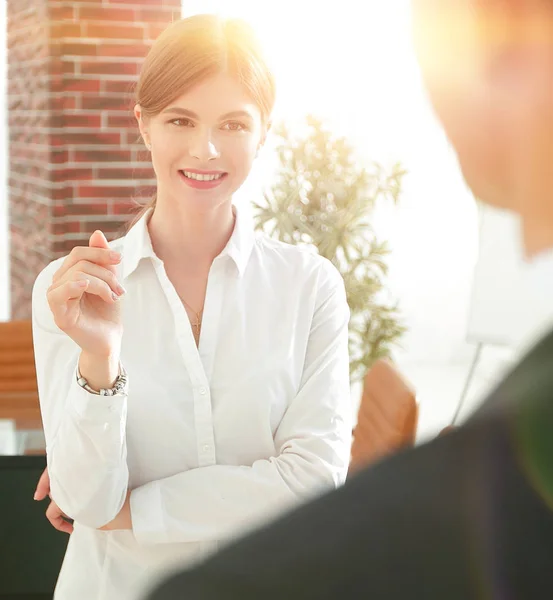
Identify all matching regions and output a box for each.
[7,0,181,319]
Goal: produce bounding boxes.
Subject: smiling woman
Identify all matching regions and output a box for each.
[130,14,274,226]
[139,79,261,198]
[30,13,353,600]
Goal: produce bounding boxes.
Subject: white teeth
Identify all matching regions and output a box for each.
[182,171,224,181]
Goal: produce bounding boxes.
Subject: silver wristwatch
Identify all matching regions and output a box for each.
[76,364,129,396]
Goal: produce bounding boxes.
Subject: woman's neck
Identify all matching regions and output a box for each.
[147,198,236,272]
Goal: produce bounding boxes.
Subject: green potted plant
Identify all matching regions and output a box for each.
[253,116,407,383]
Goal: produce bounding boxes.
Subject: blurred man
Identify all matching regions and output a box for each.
[146,2,553,598]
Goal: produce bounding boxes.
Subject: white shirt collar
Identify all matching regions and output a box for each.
[121,204,255,280]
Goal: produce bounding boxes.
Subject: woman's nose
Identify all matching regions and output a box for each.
[189,128,220,162]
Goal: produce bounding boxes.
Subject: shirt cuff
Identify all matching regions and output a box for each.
[130,481,167,545]
[69,367,128,423]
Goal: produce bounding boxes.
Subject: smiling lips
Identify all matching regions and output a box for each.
[179,169,228,189]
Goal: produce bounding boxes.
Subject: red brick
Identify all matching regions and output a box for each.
[98,167,154,180]
[61,43,98,57]
[86,24,145,40]
[74,149,132,163]
[52,132,121,146]
[61,60,75,74]
[106,113,136,128]
[51,23,82,39]
[122,130,145,146]
[51,96,77,111]
[51,186,73,201]
[81,218,129,234]
[67,220,83,234]
[53,239,85,255]
[64,78,102,93]
[79,7,135,21]
[98,43,151,58]
[136,8,181,23]
[52,203,66,218]
[112,200,144,216]
[62,114,102,128]
[52,168,94,182]
[50,74,63,93]
[65,201,109,216]
[81,61,139,76]
[49,5,76,20]
[53,221,81,235]
[103,80,136,94]
[81,95,133,111]
[78,185,136,199]
[51,149,69,164]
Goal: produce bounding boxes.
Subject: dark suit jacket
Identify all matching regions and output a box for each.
[146,330,553,600]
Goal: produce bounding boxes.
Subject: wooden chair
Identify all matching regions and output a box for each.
[0,320,42,431]
[349,358,418,475]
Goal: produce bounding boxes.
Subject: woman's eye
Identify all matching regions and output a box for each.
[170,118,193,127]
[223,121,247,132]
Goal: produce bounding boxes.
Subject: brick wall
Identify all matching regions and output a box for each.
[7,0,182,319]
[7,0,51,320]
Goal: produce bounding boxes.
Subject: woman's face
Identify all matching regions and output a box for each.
[136,72,266,213]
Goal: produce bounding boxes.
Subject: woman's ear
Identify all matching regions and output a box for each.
[261,121,272,146]
[256,121,271,157]
[134,104,151,150]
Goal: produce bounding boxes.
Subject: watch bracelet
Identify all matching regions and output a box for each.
[76,363,128,396]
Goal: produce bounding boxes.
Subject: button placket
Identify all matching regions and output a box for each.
[152,256,220,468]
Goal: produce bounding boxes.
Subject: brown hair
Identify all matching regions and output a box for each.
[128,14,276,228]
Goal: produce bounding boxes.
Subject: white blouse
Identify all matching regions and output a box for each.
[32,205,352,600]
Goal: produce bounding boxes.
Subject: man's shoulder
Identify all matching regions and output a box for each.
[472,327,553,421]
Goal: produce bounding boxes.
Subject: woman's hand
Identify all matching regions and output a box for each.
[34,467,131,532]
[34,467,74,534]
[98,491,133,531]
[46,230,125,359]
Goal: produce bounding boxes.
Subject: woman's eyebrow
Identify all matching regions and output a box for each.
[219,110,255,121]
[160,107,199,118]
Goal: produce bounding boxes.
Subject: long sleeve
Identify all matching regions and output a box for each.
[145,351,553,600]
[131,259,352,545]
[32,261,129,529]
[143,414,499,600]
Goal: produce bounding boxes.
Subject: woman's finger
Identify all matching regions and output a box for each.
[53,246,122,283]
[46,501,74,534]
[49,273,120,308]
[33,467,51,501]
[47,279,89,310]
[73,272,122,304]
[56,260,125,297]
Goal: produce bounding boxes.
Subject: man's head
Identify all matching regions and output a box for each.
[413,0,553,255]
